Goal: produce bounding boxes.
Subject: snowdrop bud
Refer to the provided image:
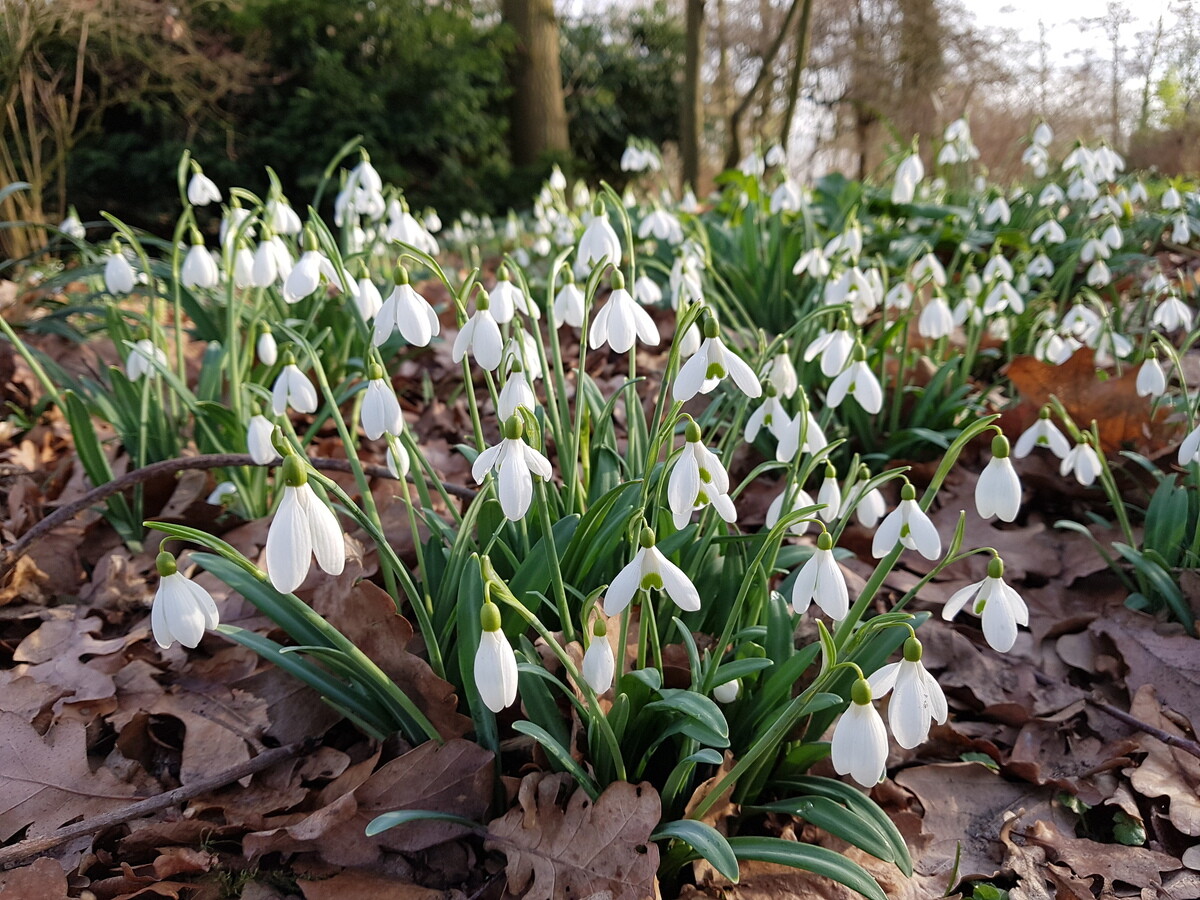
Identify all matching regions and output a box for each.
[713,679,741,703]
[181,233,219,289]
[151,551,220,649]
[247,414,278,465]
[582,618,615,695]
[187,169,221,207]
[831,678,888,786]
[817,464,841,523]
[475,601,518,713]
[104,248,136,295]
[257,328,278,366]
[1136,348,1167,398]
[976,432,1021,522]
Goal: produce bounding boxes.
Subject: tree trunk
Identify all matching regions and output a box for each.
[502,0,569,167]
[682,0,705,190]
[779,0,814,151]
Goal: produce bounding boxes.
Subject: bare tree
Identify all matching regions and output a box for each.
[682,0,706,189]
[502,0,570,167]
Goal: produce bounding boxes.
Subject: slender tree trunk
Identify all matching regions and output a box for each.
[779,0,814,152]
[682,0,705,190]
[502,0,569,167]
[723,0,804,170]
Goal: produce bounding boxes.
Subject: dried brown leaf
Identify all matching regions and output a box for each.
[1125,685,1200,837]
[0,857,70,900]
[485,772,660,900]
[297,869,462,900]
[0,711,136,843]
[1023,818,1180,889]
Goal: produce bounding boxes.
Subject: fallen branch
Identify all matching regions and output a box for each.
[1087,695,1200,760]
[1,452,475,572]
[0,738,314,869]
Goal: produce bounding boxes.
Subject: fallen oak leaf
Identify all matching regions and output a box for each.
[1125,685,1200,837]
[1003,347,1178,455]
[484,772,660,900]
[0,857,70,900]
[1021,818,1180,891]
[0,711,136,844]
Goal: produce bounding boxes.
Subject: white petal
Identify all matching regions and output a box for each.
[474,314,503,371]
[790,554,820,614]
[905,504,942,560]
[151,582,174,649]
[300,485,345,576]
[653,548,701,612]
[890,662,931,748]
[867,662,901,698]
[475,630,519,712]
[266,487,313,593]
[582,637,615,694]
[725,350,762,397]
[603,551,645,616]
[814,552,849,620]
[674,351,709,402]
[472,443,504,484]
[871,508,902,558]
[498,445,534,520]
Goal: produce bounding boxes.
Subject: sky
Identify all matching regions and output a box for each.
[970,0,1172,60]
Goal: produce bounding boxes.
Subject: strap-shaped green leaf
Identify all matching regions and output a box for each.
[726,836,888,900]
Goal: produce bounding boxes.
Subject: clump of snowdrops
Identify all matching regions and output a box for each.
[8,124,1197,892]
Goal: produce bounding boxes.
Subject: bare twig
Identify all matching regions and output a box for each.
[0,738,314,869]
[1,452,475,572]
[1087,695,1200,760]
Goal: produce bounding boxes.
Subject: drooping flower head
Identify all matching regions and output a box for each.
[868,635,948,749]
[475,598,518,713]
[791,530,849,620]
[603,527,701,616]
[673,314,761,403]
[976,431,1021,523]
[265,453,346,594]
[831,677,889,787]
[375,264,440,348]
[471,415,553,521]
[581,617,615,695]
[151,551,219,649]
[872,480,941,560]
[943,555,1028,653]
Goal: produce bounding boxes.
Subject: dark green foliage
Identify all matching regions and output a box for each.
[560,2,684,185]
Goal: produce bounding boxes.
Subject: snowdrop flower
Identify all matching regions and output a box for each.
[1151,294,1194,332]
[498,361,536,420]
[250,236,289,287]
[603,528,700,616]
[1031,219,1066,245]
[776,400,827,460]
[943,556,1028,653]
[638,208,684,244]
[1037,184,1066,208]
[982,196,1011,226]
[827,346,883,415]
[1022,144,1049,177]
[355,275,383,321]
[1136,349,1166,398]
[266,198,302,235]
[976,433,1021,522]
[361,365,404,440]
[588,273,659,354]
[1172,215,1191,244]
[668,419,735,529]
[472,416,552,521]
[581,619,615,695]
[872,481,940,560]
[247,414,278,465]
[713,680,741,703]
[220,204,255,250]
[1032,121,1053,147]
[831,679,889,787]
[983,280,1024,316]
[918,295,954,339]
[793,247,831,278]
[766,485,816,536]
[1027,254,1055,279]
[869,636,947,748]
[186,168,221,207]
[181,237,219,289]
[1162,186,1183,210]
[375,266,440,347]
[764,143,787,167]
[791,531,848,619]
[911,252,946,286]
[387,206,439,254]
[841,465,886,528]
[803,322,855,378]
[257,328,278,366]
[576,208,622,275]
[1034,330,1078,365]
[283,234,338,304]
[633,274,663,306]
[272,359,319,416]
[817,464,841,524]
[475,601,518,712]
[266,455,346,593]
[1178,423,1200,465]
[453,293,504,371]
[770,178,803,214]
[489,269,536,324]
[1080,238,1110,264]
[126,339,167,382]
[207,481,237,505]
[885,282,913,311]
[1014,407,1070,459]
[674,317,761,403]
[892,152,924,204]
[152,552,219,649]
[762,348,798,398]
[1060,435,1102,486]
[386,442,411,481]
[745,385,794,448]
[982,254,1014,284]
[104,248,136,295]
[553,275,585,328]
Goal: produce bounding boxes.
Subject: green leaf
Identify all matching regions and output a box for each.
[749,796,895,864]
[1113,810,1146,846]
[646,689,729,742]
[365,809,481,838]
[653,819,739,883]
[726,836,887,900]
[512,720,600,799]
[774,776,912,876]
